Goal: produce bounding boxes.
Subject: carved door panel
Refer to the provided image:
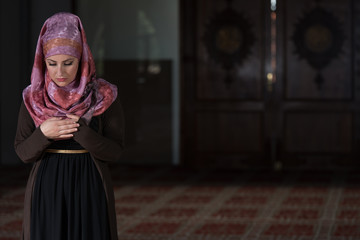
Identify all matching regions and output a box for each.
[181,0,360,168]
[181,0,270,168]
[275,0,360,167]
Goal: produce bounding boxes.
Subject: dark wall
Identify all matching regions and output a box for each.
[0,0,72,165]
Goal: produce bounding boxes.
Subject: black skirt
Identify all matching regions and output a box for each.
[30,138,110,240]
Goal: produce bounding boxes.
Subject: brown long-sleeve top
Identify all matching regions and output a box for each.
[14,97,124,240]
[15,97,125,163]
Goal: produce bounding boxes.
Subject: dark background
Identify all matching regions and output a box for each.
[1,0,359,171]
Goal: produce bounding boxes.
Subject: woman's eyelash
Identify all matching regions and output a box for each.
[47,62,73,66]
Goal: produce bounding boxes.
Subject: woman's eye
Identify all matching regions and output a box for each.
[48,63,56,66]
[64,62,73,66]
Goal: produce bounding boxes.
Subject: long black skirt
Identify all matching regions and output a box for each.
[30,149,110,240]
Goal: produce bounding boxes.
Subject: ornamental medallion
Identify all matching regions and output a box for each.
[202,3,256,86]
[292,6,345,89]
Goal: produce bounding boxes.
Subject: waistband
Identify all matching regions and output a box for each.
[45,149,89,154]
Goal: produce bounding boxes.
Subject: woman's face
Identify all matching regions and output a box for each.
[45,54,80,87]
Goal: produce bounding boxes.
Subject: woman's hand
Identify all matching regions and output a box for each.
[40,116,80,140]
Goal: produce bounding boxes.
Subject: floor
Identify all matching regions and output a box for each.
[1,164,360,240]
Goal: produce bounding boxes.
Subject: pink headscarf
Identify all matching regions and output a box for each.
[23,12,118,127]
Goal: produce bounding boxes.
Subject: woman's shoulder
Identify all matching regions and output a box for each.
[103,96,123,116]
[18,100,31,118]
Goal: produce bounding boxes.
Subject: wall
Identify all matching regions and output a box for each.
[78,0,180,165]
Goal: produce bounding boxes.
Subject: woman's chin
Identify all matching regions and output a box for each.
[53,80,71,87]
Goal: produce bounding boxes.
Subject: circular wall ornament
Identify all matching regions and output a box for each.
[216,26,243,55]
[202,5,256,85]
[292,6,345,89]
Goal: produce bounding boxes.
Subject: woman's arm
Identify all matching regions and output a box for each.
[73,98,125,163]
[14,102,53,163]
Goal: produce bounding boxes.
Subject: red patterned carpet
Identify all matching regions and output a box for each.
[1,165,360,240]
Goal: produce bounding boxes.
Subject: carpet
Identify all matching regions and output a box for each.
[1,165,360,240]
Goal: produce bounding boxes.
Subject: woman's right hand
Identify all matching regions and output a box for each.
[40,117,80,140]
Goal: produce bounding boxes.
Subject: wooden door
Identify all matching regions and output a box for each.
[181,0,360,169]
[275,0,360,168]
[181,0,271,168]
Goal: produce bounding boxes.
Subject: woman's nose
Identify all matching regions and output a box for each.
[57,66,65,76]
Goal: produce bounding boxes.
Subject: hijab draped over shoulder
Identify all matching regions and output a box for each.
[23,12,118,127]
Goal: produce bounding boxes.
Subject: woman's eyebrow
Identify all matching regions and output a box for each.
[46,58,74,62]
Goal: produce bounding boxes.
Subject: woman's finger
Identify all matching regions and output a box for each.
[66,114,80,121]
[48,117,62,121]
[58,122,79,130]
[59,127,78,135]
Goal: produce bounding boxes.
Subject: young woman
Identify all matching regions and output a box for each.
[14,12,124,240]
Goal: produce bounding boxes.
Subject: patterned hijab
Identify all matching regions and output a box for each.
[23,12,117,127]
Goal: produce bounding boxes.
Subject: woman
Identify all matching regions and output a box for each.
[14,12,124,240]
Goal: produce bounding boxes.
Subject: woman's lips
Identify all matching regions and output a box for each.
[56,78,67,82]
